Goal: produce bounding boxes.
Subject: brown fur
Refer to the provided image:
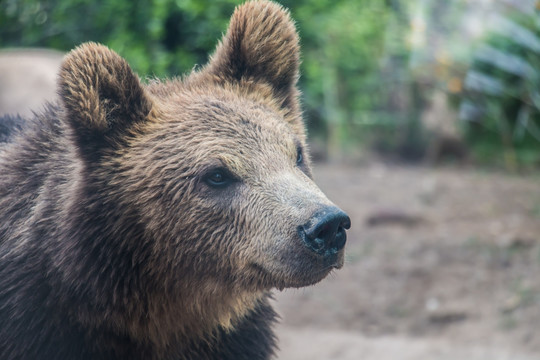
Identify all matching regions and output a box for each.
[0,2,348,359]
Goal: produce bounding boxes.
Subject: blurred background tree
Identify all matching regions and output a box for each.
[1,0,539,169]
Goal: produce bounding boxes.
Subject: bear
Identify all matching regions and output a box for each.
[0,1,350,359]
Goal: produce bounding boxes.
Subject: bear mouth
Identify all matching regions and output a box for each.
[249,248,344,290]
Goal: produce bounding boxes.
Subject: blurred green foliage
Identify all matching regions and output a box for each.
[0,0,413,160]
[1,0,539,168]
[0,0,238,75]
[460,10,540,169]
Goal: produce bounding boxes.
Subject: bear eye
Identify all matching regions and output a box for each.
[204,168,235,188]
[296,146,304,166]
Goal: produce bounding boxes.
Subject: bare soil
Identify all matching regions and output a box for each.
[275,162,540,359]
[0,49,63,118]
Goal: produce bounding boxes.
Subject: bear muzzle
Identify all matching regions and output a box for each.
[297,206,350,260]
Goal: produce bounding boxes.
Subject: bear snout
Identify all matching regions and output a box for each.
[297,206,351,258]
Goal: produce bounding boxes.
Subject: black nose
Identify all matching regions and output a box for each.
[298,207,351,256]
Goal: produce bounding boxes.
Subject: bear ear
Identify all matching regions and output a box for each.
[205,1,300,111]
[58,43,152,144]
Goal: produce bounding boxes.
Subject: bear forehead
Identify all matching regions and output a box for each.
[129,87,301,178]
[149,86,300,154]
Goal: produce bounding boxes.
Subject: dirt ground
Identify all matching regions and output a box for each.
[0,49,63,118]
[275,161,540,360]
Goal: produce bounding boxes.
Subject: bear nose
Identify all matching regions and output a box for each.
[298,206,351,256]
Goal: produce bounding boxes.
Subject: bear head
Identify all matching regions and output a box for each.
[56,0,350,335]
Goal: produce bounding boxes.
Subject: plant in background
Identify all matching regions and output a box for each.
[459,4,540,169]
[0,0,239,77]
[1,0,538,167]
